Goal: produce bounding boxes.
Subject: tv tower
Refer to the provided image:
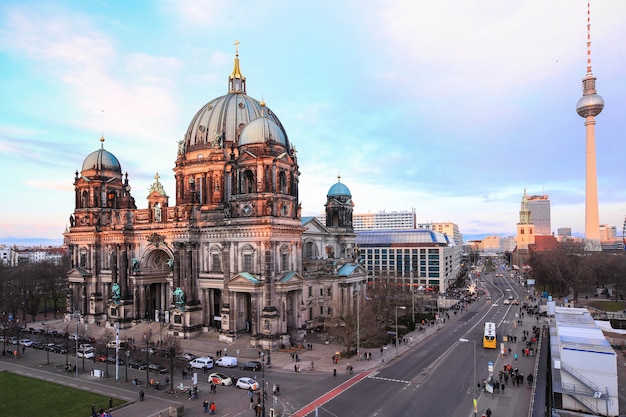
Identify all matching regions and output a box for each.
[575,1,603,251]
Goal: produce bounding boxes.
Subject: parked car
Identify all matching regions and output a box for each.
[240,361,263,371]
[78,349,95,359]
[177,352,196,361]
[128,360,148,370]
[106,356,125,365]
[9,337,18,345]
[19,339,33,347]
[209,372,233,386]
[215,356,238,368]
[148,363,168,374]
[95,355,108,362]
[106,340,128,349]
[236,377,259,391]
[189,357,214,369]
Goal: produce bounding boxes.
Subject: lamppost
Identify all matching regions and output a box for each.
[459,338,477,417]
[353,287,360,359]
[42,322,50,365]
[125,350,130,382]
[73,311,80,379]
[395,306,406,357]
[260,351,266,417]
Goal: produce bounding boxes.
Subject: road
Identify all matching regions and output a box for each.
[297,267,531,417]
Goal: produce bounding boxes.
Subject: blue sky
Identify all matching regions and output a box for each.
[1,0,625,243]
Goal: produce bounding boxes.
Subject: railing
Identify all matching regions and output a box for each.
[527,324,545,417]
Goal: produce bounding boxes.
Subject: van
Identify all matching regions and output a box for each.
[189,357,214,369]
[215,356,238,368]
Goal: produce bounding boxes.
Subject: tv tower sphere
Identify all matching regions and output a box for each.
[576,85,604,117]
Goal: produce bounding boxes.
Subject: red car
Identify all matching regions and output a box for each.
[95,355,107,362]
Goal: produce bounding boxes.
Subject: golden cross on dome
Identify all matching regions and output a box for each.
[154,172,160,183]
[234,39,240,55]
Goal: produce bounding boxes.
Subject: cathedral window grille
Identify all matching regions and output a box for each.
[243,254,253,272]
[281,252,288,272]
[211,253,221,273]
[81,191,89,208]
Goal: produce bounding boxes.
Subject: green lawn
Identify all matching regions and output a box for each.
[587,300,626,312]
[0,371,126,417]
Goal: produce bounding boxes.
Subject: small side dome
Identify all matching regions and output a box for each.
[328,178,351,197]
[239,117,289,147]
[81,137,122,173]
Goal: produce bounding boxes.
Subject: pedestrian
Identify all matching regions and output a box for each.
[486,407,492,417]
[250,396,254,409]
[333,368,337,377]
[91,404,97,417]
[139,389,144,401]
[109,397,113,409]
[501,383,505,394]
[209,401,216,415]
[203,399,209,413]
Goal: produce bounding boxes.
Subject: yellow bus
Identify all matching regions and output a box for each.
[483,322,497,348]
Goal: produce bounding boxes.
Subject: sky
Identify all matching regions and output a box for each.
[0,0,625,244]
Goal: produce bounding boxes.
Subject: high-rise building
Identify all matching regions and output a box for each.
[576,2,604,251]
[527,194,551,236]
[557,227,572,237]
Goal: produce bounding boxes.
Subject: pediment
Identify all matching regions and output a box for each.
[303,217,329,234]
[68,267,91,280]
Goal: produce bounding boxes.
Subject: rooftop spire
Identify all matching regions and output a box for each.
[228,40,246,93]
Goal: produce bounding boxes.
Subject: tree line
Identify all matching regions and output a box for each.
[0,257,69,324]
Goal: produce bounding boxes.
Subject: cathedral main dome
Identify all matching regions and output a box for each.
[181,50,289,155]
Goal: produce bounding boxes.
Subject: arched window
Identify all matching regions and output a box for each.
[209,245,222,273]
[243,170,255,194]
[280,245,290,272]
[279,171,287,194]
[81,191,89,208]
[107,191,116,208]
[240,245,255,273]
[304,241,318,259]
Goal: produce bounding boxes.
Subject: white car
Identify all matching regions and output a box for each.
[503,299,510,305]
[209,372,233,386]
[19,339,33,347]
[236,377,259,391]
[189,357,214,369]
[78,348,95,359]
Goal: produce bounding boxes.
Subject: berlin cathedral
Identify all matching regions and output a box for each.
[64,48,367,348]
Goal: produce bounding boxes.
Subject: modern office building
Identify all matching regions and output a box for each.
[599,224,616,243]
[318,209,416,231]
[527,194,551,236]
[356,229,461,294]
[420,222,463,246]
[557,228,572,238]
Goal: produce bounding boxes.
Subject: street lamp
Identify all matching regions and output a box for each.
[395,306,406,357]
[73,311,80,379]
[459,338,477,417]
[260,351,266,417]
[353,287,360,359]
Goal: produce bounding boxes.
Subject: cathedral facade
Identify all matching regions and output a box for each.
[64,50,366,347]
